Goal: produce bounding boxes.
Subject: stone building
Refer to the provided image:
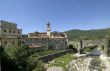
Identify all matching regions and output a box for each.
[0,20,22,48]
[22,22,68,50]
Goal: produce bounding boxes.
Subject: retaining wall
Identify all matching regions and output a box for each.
[38,49,73,63]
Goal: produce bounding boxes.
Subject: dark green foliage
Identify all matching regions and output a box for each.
[1,45,46,71]
[26,55,46,71]
[0,46,18,71]
[84,45,97,52]
[65,28,110,40]
[1,57,18,71]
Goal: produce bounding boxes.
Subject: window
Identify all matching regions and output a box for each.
[30,44,32,46]
[12,41,15,45]
[18,32,20,34]
[9,30,11,33]
[25,39,27,41]
[13,31,15,33]
[44,38,46,41]
[18,36,21,39]
[4,41,7,45]
[4,30,6,32]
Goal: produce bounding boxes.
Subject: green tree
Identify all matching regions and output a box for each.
[0,46,18,71]
[65,28,110,40]
[26,55,46,71]
[2,44,46,71]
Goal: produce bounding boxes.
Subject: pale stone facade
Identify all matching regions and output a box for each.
[22,22,68,50]
[0,20,67,50]
[0,20,22,48]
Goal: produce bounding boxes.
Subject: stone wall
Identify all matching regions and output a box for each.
[0,20,22,48]
[24,37,67,50]
[1,38,21,48]
[38,49,73,63]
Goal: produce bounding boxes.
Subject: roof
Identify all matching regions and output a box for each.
[28,32,66,38]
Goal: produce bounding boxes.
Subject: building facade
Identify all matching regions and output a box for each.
[0,20,22,48]
[0,20,68,50]
[22,22,68,50]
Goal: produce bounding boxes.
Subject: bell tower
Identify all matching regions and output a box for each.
[47,22,51,37]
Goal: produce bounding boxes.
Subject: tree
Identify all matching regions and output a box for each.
[26,55,46,71]
[2,44,46,71]
[0,46,18,71]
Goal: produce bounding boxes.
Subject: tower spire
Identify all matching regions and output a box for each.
[47,22,51,37]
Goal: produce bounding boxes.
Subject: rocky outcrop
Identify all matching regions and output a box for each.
[67,57,93,71]
[46,54,110,71]
[47,66,63,71]
[66,56,109,71]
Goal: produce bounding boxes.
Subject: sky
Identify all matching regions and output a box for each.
[0,0,110,34]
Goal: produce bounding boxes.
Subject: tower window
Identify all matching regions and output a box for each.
[4,30,6,32]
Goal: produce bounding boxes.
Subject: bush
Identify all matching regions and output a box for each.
[26,56,46,71]
[84,45,97,52]
[89,57,105,71]
[48,53,77,69]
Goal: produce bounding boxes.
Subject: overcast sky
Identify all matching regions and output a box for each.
[0,0,110,34]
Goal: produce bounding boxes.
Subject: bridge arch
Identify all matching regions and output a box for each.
[68,44,78,53]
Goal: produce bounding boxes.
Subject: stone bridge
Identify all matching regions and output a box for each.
[68,39,105,49]
[68,39,110,57]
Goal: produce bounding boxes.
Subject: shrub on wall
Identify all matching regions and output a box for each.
[84,45,97,52]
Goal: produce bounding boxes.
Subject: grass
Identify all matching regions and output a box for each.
[47,53,77,69]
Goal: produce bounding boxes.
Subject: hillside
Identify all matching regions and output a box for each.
[65,28,110,40]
